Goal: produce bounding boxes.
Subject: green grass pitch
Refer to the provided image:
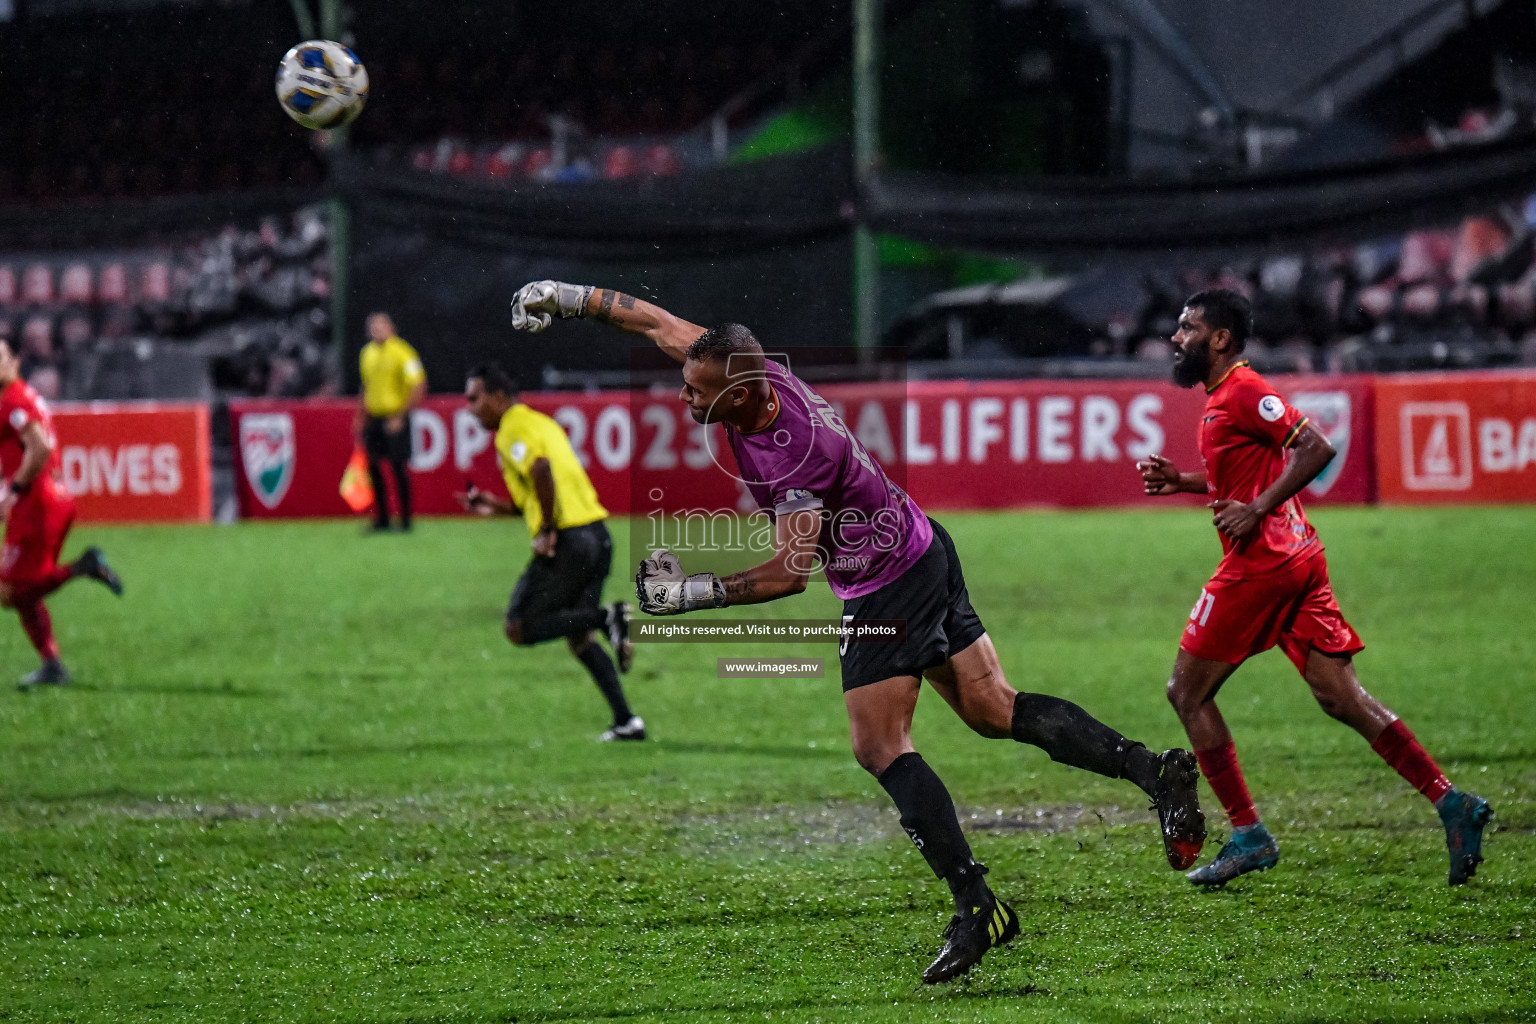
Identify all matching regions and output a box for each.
[1,507,1532,1022]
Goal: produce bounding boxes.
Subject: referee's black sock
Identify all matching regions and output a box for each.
[521,608,606,645]
[366,458,389,528]
[393,460,413,528]
[574,642,633,726]
[1011,692,1160,794]
[878,752,987,908]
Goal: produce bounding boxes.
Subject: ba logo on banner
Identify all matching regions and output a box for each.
[1401,401,1473,491]
[1290,391,1350,497]
[240,413,296,509]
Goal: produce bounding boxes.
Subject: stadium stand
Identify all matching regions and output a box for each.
[0,209,334,401]
[887,202,1536,375]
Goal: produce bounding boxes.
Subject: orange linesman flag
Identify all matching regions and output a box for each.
[339,447,374,512]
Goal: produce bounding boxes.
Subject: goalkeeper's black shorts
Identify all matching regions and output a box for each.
[837,516,985,692]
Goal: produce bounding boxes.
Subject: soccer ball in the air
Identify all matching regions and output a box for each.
[275,40,369,130]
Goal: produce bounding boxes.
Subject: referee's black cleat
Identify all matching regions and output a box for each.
[72,547,123,596]
[1151,748,1207,871]
[922,893,1019,984]
[604,601,634,672]
[17,659,71,691]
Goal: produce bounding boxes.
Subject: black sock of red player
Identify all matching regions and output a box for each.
[878,752,976,883]
[574,642,632,726]
[1011,692,1160,793]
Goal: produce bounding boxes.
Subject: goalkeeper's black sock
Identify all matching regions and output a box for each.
[944,858,993,915]
[574,642,632,726]
[1011,692,1160,794]
[520,608,606,645]
[878,752,975,884]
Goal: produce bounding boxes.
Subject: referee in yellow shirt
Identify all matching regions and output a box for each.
[354,313,426,532]
[457,363,643,742]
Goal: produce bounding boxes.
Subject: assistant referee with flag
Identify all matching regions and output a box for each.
[354,312,426,532]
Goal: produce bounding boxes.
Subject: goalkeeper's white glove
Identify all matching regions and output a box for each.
[636,548,727,616]
[510,280,594,332]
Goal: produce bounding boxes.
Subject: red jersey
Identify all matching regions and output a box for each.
[0,378,62,483]
[1198,362,1320,580]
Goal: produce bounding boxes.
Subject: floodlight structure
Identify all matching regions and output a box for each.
[288,0,356,368]
[853,0,881,355]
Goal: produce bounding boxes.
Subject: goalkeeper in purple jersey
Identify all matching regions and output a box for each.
[510,280,1207,984]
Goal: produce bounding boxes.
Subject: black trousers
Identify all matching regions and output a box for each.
[363,415,412,527]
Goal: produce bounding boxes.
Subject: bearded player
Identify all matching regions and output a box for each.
[1138,288,1491,888]
[509,280,1206,984]
[0,341,123,689]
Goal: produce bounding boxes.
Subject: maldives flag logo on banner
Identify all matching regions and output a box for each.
[240,412,297,509]
[1291,391,1351,497]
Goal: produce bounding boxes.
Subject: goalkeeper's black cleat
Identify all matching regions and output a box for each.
[73,547,123,596]
[605,601,634,673]
[1150,748,1207,870]
[922,893,1019,984]
[17,659,71,691]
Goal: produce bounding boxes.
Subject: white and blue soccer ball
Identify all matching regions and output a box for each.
[275,40,369,131]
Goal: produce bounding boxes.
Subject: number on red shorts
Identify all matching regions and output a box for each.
[1189,589,1215,627]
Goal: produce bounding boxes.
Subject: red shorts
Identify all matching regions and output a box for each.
[1,480,76,587]
[1180,551,1363,674]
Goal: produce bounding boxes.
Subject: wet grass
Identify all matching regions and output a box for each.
[1,508,1532,1022]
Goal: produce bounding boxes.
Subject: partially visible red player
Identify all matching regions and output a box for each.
[1138,289,1492,887]
[0,340,122,689]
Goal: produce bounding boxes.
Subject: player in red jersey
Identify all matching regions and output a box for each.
[0,340,123,689]
[1137,289,1492,887]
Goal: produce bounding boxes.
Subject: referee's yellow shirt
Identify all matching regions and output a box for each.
[495,404,607,537]
[359,336,426,417]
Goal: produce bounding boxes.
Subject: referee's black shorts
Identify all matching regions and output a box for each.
[506,521,612,627]
[838,517,986,691]
[363,415,412,464]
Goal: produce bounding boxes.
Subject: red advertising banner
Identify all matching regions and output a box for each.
[811,374,1374,511]
[1375,369,1536,504]
[232,397,505,518]
[231,394,757,518]
[231,373,1375,519]
[53,402,211,523]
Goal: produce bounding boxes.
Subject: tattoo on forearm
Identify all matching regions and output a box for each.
[596,289,617,323]
[723,574,756,602]
[593,290,637,324]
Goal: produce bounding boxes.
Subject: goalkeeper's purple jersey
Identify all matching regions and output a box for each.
[725,360,931,600]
